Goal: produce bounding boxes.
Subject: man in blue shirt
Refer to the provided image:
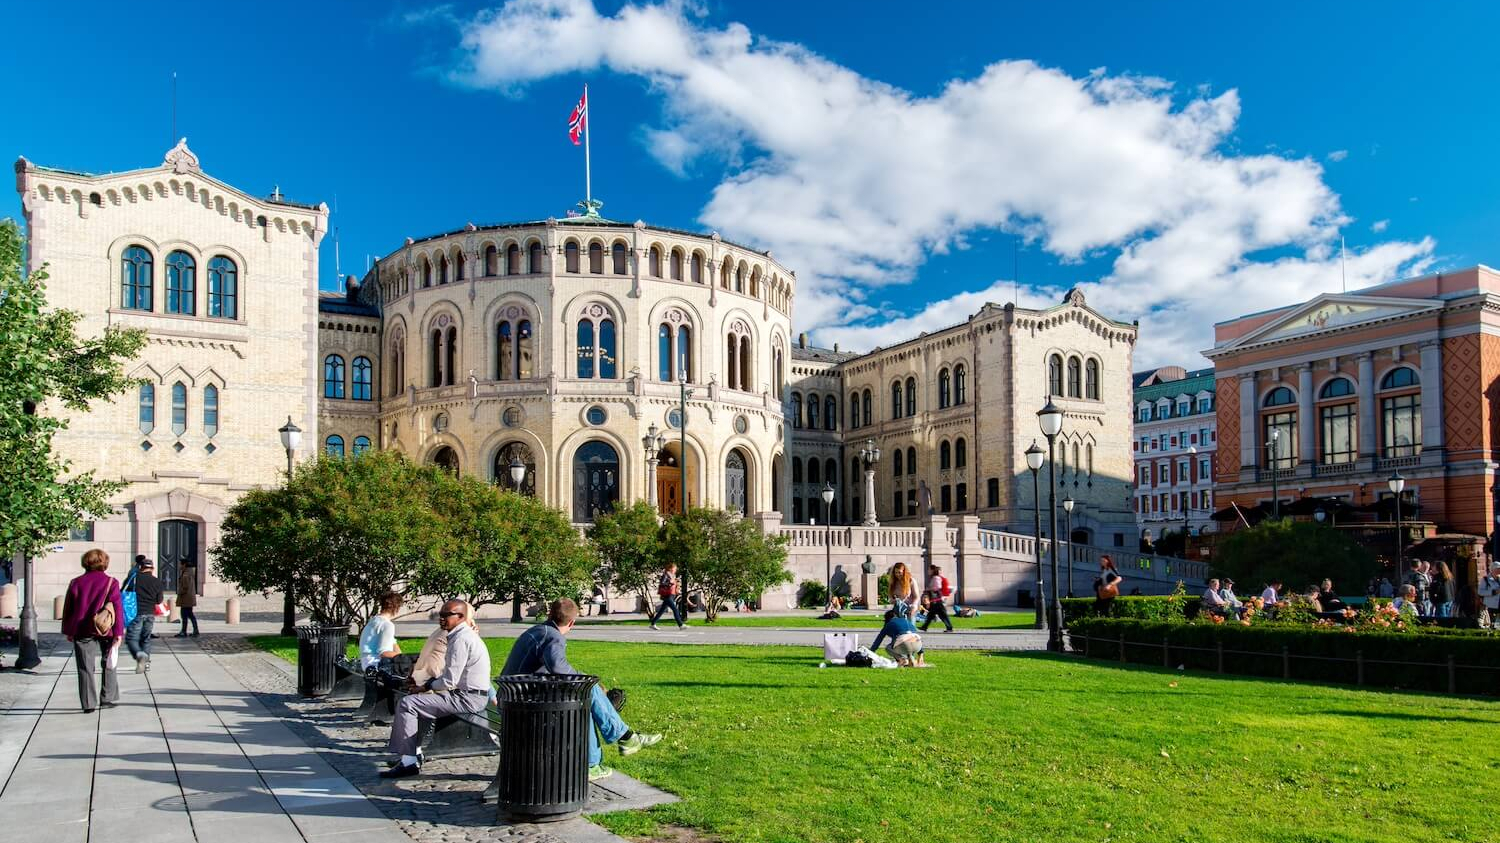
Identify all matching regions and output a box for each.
[871,609,926,667]
[502,599,662,780]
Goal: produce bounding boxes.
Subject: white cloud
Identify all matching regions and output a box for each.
[1326,149,1349,162]
[1371,219,1390,233]
[451,0,1435,366]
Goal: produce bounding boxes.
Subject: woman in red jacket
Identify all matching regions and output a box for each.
[60,548,125,712]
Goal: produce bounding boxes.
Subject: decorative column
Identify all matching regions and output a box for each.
[1357,353,1376,461]
[642,424,664,508]
[1419,341,1445,459]
[863,468,878,526]
[1297,364,1314,467]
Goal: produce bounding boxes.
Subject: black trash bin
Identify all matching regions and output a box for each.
[295,623,349,698]
[1017,588,1034,609]
[492,673,599,823]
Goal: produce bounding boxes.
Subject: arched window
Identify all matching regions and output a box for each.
[325,435,345,458]
[1380,368,1421,458]
[1086,443,1094,478]
[576,315,617,379]
[955,363,968,404]
[506,244,521,275]
[207,256,237,319]
[907,446,916,476]
[203,384,219,437]
[648,246,662,277]
[495,441,537,495]
[938,368,951,409]
[862,389,872,425]
[1263,387,1296,407]
[791,393,803,429]
[807,458,821,485]
[438,254,449,285]
[323,354,346,399]
[670,248,684,280]
[389,334,405,396]
[891,381,903,418]
[1067,356,1082,398]
[165,250,196,315]
[429,330,442,386]
[454,252,465,281]
[956,437,967,469]
[600,319,617,379]
[850,392,861,428]
[422,258,433,287]
[691,253,704,283]
[1381,367,1419,390]
[353,436,371,456]
[139,383,155,434]
[773,346,784,395]
[657,324,672,382]
[905,377,917,416]
[804,392,818,429]
[726,324,752,390]
[170,382,187,436]
[1085,359,1100,400]
[485,244,499,275]
[588,242,604,274]
[1048,354,1064,396]
[528,241,544,273]
[894,448,903,476]
[792,456,803,483]
[677,325,692,382]
[735,264,745,293]
[611,242,628,274]
[121,245,153,311]
[564,242,580,273]
[1320,377,1356,399]
[720,259,731,289]
[445,326,458,386]
[1263,386,1297,469]
[825,457,837,487]
[940,441,952,470]
[825,396,836,431]
[352,357,372,400]
[577,319,595,378]
[750,270,761,299]
[498,321,514,380]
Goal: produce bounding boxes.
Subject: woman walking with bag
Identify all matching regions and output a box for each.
[1093,555,1122,616]
[175,560,200,637]
[61,549,125,712]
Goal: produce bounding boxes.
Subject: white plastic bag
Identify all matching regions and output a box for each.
[823,632,858,661]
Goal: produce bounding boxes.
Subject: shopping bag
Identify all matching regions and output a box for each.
[823,632,858,661]
[120,570,139,627]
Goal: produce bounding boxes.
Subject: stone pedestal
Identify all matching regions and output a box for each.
[225,597,240,625]
[859,572,880,606]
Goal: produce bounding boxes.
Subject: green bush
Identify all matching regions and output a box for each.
[1061,582,1197,623]
[878,574,890,604]
[1069,617,1500,695]
[1214,519,1377,592]
[797,579,828,609]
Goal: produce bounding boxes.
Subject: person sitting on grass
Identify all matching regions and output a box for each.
[382,600,490,779]
[1201,578,1229,617]
[501,598,662,781]
[871,608,926,667]
[1391,584,1421,617]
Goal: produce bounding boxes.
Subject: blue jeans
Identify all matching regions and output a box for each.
[588,684,629,767]
[125,615,154,660]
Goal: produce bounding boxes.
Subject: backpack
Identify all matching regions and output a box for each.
[658,572,675,598]
[940,576,952,598]
[844,649,874,668]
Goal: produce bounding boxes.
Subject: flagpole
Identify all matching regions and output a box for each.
[584,84,592,206]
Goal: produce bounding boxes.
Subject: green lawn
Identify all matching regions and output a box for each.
[575,610,1035,630]
[254,636,1500,843]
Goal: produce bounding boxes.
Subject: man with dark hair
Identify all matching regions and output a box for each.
[501,598,662,780]
[382,599,490,779]
[125,557,163,673]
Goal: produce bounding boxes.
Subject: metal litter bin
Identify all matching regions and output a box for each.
[492,673,599,823]
[295,623,349,698]
[1017,588,1034,609]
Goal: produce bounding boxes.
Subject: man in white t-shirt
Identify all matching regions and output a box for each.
[359,592,404,669]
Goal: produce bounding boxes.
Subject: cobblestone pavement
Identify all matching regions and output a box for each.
[204,638,674,843]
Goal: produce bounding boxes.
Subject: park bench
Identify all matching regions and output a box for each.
[331,657,368,703]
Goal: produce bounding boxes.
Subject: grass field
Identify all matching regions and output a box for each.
[575,610,1035,630]
[254,636,1500,843]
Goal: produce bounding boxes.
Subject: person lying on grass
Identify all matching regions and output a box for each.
[501,598,663,781]
[871,608,926,667]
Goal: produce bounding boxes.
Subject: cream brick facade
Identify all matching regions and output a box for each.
[15,142,327,601]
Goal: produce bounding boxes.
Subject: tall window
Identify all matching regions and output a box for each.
[956,437,967,469]
[670,249,683,280]
[325,435,345,458]
[825,396,836,431]
[577,319,595,378]
[528,241,544,273]
[565,242,580,273]
[657,322,692,381]
[850,392,862,428]
[1067,356,1082,398]
[807,459,820,485]
[1085,359,1099,400]
[1262,386,1297,469]
[207,256,237,319]
[894,449,904,475]
[790,393,803,429]
[1381,368,1421,457]
[1048,354,1064,396]
[862,390,872,426]
[773,347,784,395]
[691,253,703,283]
[165,250,196,315]
[726,326,752,390]
[352,357,372,400]
[905,377,916,417]
[588,242,604,274]
[323,354,346,398]
[678,325,692,382]
[203,384,219,437]
[1318,378,1356,465]
[891,381,903,418]
[139,383,155,434]
[938,368,951,409]
[454,251,465,281]
[806,393,819,430]
[121,245,153,311]
[497,317,534,380]
[438,255,449,285]
[955,364,967,405]
[907,446,916,476]
[940,441,952,470]
[649,246,662,277]
[792,457,803,484]
[429,330,443,387]
[501,243,517,274]
[171,382,187,436]
[735,265,745,293]
[599,319,617,378]
[611,242,628,274]
[422,258,433,287]
[485,244,499,275]
[353,436,371,456]
[658,324,672,382]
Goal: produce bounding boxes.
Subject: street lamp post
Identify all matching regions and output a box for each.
[643,424,665,508]
[679,370,693,515]
[15,405,39,670]
[1267,429,1281,520]
[1389,472,1406,585]
[509,457,529,622]
[1025,440,1046,632]
[1038,399,1065,652]
[277,417,301,636]
[1062,497,1075,598]
[860,439,881,526]
[821,483,835,611]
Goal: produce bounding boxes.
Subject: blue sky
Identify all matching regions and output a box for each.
[5,1,1496,366]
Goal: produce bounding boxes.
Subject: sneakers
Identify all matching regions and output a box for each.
[379,762,421,779]
[649,623,659,630]
[588,764,614,781]
[618,732,663,756]
[143,654,151,672]
[135,655,145,674]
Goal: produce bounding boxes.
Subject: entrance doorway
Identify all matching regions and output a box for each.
[657,464,682,515]
[573,440,620,522]
[157,519,197,593]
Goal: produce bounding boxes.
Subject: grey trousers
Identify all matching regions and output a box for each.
[74,637,119,711]
[387,691,487,757]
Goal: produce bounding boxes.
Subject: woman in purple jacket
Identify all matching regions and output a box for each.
[61,549,124,712]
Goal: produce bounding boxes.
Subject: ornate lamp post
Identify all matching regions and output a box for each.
[509,456,531,621]
[678,369,693,514]
[1267,429,1281,520]
[1062,496,1075,598]
[1389,471,1406,585]
[860,439,881,526]
[15,399,41,670]
[642,424,665,508]
[821,483,836,611]
[1038,399,1064,652]
[1025,440,1046,631]
[277,417,301,636]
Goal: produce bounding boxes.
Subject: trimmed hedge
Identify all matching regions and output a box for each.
[1061,595,1201,623]
[1069,617,1500,695]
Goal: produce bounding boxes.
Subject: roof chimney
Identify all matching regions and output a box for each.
[833,342,840,353]
[798,332,808,349]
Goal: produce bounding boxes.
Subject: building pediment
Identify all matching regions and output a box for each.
[1221,294,1440,350]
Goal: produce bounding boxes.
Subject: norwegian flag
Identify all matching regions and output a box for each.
[567,89,588,145]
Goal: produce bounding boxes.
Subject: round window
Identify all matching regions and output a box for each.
[585,405,607,426]
[502,406,523,428]
[734,415,749,434]
[667,408,683,429]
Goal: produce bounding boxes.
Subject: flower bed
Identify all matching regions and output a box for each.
[1069,616,1500,695]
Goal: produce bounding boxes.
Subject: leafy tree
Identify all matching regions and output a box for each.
[661,507,791,622]
[1213,519,1377,593]
[587,500,663,608]
[212,450,447,625]
[0,220,146,560]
